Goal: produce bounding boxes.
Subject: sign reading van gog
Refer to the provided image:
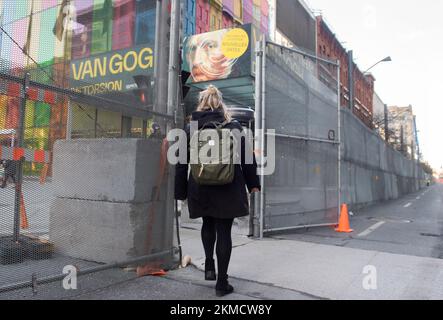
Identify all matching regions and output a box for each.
[70,45,154,96]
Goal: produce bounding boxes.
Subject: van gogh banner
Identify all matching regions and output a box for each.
[70,44,154,95]
[183,24,255,83]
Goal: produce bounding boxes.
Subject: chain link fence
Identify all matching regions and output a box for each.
[0,0,179,296]
[254,40,341,236]
[341,108,427,206]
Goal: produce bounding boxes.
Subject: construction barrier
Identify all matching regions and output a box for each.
[0,145,51,164]
[20,192,29,230]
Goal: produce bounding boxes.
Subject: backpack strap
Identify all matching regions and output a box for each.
[200,120,231,131]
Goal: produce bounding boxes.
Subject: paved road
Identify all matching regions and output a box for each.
[273,183,443,259]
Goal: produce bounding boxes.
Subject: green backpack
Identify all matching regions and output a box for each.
[190,120,235,186]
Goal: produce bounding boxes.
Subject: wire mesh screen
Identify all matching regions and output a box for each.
[0,0,178,296]
[340,108,427,206]
[261,42,340,232]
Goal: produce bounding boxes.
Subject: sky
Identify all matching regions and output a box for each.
[305,0,443,171]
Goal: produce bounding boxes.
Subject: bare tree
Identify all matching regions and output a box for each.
[373,113,401,143]
[420,161,434,175]
[373,112,417,159]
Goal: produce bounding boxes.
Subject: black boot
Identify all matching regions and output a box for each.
[215,275,234,297]
[205,259,216,281]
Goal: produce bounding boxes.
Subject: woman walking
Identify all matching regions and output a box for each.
[175,85,260,297]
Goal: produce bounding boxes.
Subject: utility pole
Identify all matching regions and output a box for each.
[347,50,354,111]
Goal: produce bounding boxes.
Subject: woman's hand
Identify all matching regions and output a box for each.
[250,188,260,194]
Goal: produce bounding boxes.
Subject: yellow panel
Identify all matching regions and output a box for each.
[24,128,34,139]
[25,100,35,128]
[0,95,8,128]
[34,127,49,140]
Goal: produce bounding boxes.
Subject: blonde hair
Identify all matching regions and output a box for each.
[196,85,231,122]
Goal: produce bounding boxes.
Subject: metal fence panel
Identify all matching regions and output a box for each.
[259,41,340,234]
[0,0,178,295]
[340,108,427,206]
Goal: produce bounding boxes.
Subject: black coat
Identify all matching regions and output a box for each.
[175,111,261,220]
[2,160,16,176]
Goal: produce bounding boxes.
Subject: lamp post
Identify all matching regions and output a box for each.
[364,56,392,74]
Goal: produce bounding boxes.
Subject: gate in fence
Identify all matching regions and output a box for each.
[253,40,341,237]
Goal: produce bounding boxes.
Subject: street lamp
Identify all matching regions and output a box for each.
[364,56,392,73]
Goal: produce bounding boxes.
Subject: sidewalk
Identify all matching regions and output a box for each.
[2,222,442,300]
[181,222,443,300]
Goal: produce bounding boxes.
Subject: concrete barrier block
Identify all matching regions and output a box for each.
[52,139,162,203]
[49,197,167,264]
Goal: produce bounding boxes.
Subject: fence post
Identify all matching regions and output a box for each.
[253,38,263,239]
[259,37,267,239]
[13,72,29,242]
[337,60,342,222]
[165,0,181,263]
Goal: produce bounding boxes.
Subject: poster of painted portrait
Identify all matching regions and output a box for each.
[183,24,253,83]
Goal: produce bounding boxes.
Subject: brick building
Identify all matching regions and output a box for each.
[187,0,269,36]
[316,16,375,128]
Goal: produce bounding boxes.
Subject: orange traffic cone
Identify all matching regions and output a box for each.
[335,203,353,233]
[20,191,29,230]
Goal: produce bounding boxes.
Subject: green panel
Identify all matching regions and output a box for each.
[91,0,114,55]
[29,59,54,84]
[34,128,49,149]
[14,0,29,20]
[38,7,58,64]
[25,100,35,128]
[34,102,51,127]
[24,128,49,151]
[24,139,49,153]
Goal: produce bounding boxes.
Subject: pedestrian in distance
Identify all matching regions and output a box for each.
[0,160,17,188]
[175,85,261,297]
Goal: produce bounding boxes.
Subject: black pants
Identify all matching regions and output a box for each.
[201,217,234,280]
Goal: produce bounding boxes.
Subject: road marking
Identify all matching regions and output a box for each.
[358,221,386,237]
[416,196,421,200]
[404,203,412,208]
